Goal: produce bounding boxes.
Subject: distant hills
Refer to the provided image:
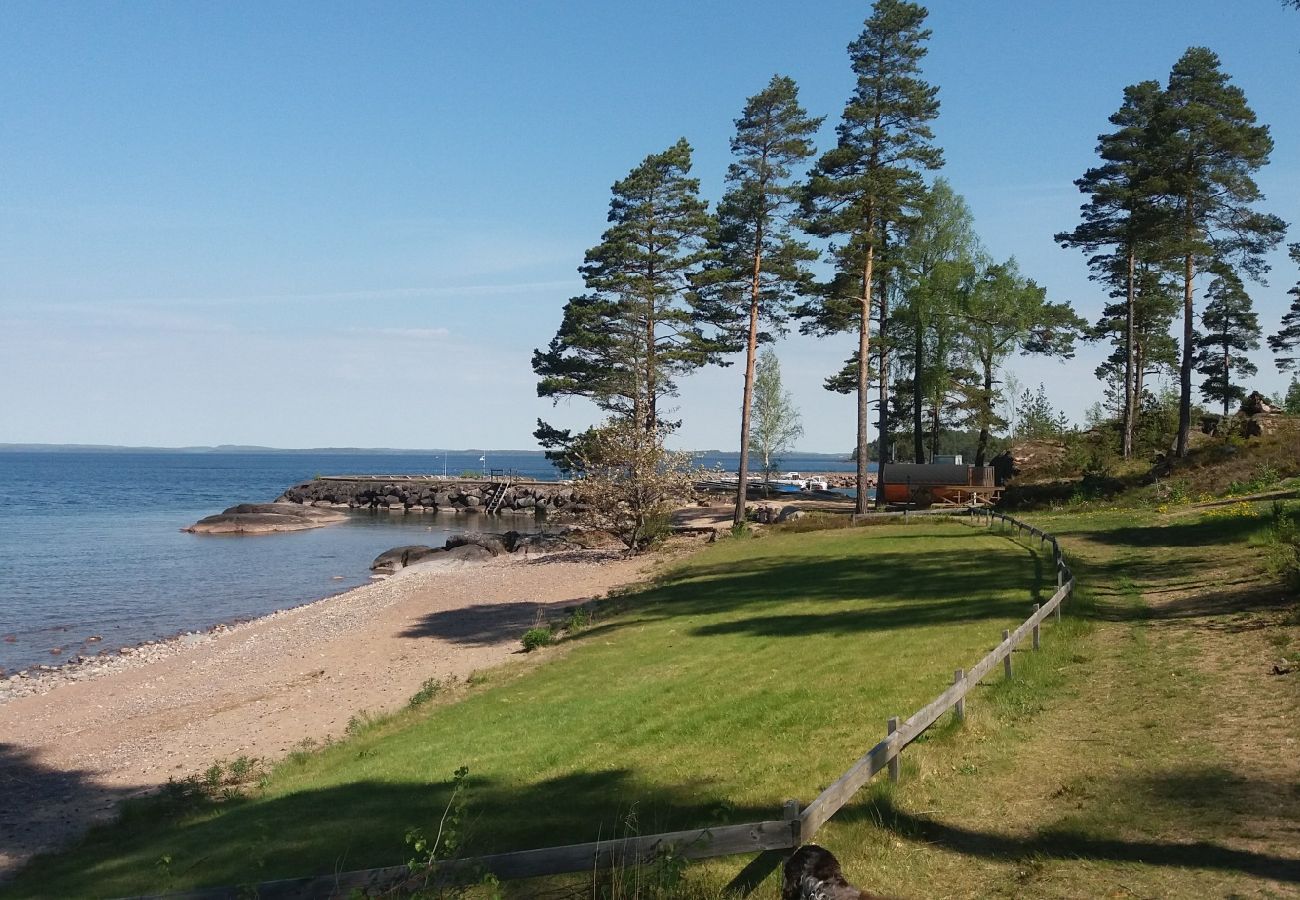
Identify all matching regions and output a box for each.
[0,443,850,457]
[0,443,546,455]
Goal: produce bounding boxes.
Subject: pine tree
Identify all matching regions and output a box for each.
[799,0,942,513]
[1194,269,1261,416]
[1092,262,1180,437]
[1160,48,1286,456]
[700,75,821,525]
[1268,243,1300,370]
[1056,80,1167,459]
[1016,385,1071,440]
[1284,377,1300,415]
[533,139,721,450]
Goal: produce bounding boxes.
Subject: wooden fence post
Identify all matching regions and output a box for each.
[1031,604,1040,650]
[783,799,801,846]
[887,717,900,783]
[954,669,965,722]
[1002,630,1013,679]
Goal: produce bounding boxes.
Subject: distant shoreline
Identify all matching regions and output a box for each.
[0,443,854,457]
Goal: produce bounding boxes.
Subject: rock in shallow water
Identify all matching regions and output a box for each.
[183,502,348,534]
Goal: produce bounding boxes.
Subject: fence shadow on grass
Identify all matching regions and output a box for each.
[848,789,1300,884]
[4,765,784,896]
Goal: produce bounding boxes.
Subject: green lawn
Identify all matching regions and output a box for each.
[6,519,1054,897]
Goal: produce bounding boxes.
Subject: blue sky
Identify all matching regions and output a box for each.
[2,1,1298,451]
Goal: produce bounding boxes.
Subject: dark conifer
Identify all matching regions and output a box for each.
[1268,244,1300,370]
[1160,48,1286,456]
[700,75,822,525]
[533,139,721,449]
[1056,80,1167,459]
[1194,269,1261,416]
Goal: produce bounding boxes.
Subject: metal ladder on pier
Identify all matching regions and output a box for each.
[485,477,514,514]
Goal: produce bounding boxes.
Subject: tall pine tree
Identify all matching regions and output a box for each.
[1194,269,1261,416]
[1160,47,1286,456]
[700,75,821,525]
[800,0,942,513]
[533,139,721,454]
[1056,80,1167,459]
[1268,243,1300,370]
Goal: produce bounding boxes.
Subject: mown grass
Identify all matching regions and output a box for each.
[4,519,1054,898]
[760,501,1298,899]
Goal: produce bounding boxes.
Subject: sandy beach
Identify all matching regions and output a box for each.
[0,548,654,880]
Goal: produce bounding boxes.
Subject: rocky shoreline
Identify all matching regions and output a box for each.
[277,476,580,515]
[0,528,607,704]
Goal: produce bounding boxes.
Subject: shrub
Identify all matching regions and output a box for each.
[521,627,554,652]
[408,677,444,708]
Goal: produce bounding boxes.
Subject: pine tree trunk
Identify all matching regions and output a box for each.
[734,234,764,527]
[1222,341,1230,419]
[875,232,890,508]
[1122,248,1136,459]
[1177,247,1194,457]
[856,244,874,516]
[976,355,992,467]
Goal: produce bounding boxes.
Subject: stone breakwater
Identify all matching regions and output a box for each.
[276,477,578,516]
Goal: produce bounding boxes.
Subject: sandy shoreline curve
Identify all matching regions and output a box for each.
[0,547,655,881]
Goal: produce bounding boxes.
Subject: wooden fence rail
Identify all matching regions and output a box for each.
[149,509,1074,900]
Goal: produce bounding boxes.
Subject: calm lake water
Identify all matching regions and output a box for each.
[0,449,864,674]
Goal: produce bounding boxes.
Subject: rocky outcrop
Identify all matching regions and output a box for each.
[184,503,348,534]
[369,530,592,575]
[276,478,579,517]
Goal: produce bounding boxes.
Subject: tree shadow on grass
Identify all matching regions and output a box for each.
[839,772,1300,884]
[0,743,134,882]
[4,766,789,897]
[1078,515,1267,549]
[399,598,592,645]
[560,545,1048,644]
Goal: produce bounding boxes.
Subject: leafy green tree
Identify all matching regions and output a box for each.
[890,179,975,463]
[1195,270,1261,416]
[799,0,943,513]
[701,75,821,524]
[959,259,1085,466]
[1267,243,1300,370]
[1159,47,1287,456]
[1056,80,1168,459]
[533,139,721,451]
[748,349,804,480]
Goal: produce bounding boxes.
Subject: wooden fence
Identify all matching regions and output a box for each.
[153,509,1074,900]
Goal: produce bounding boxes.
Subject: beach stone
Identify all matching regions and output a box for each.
[370,545,439,574]
[446,533,507,556]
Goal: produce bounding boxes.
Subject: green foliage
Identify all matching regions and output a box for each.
[1285,377,1300,415]
[1015,384,1071,440]
[520,627,554,652]
[800,0,943,505]
[1195,269,1261,415]
[1268,243,1300,371]
[1266,501,1300,584]
[408,677,445,708]
[533,138,722,437]
[1226,464,1281,496]
[748,348,803,479]
[562,607,591,632]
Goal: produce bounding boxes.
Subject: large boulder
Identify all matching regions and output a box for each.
[184,503,347,535]
[370,545,439,574]
[445,532,508,556]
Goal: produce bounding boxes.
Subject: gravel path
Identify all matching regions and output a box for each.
[0,550,650,880]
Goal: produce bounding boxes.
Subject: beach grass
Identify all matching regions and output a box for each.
[6,518,1054,897]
